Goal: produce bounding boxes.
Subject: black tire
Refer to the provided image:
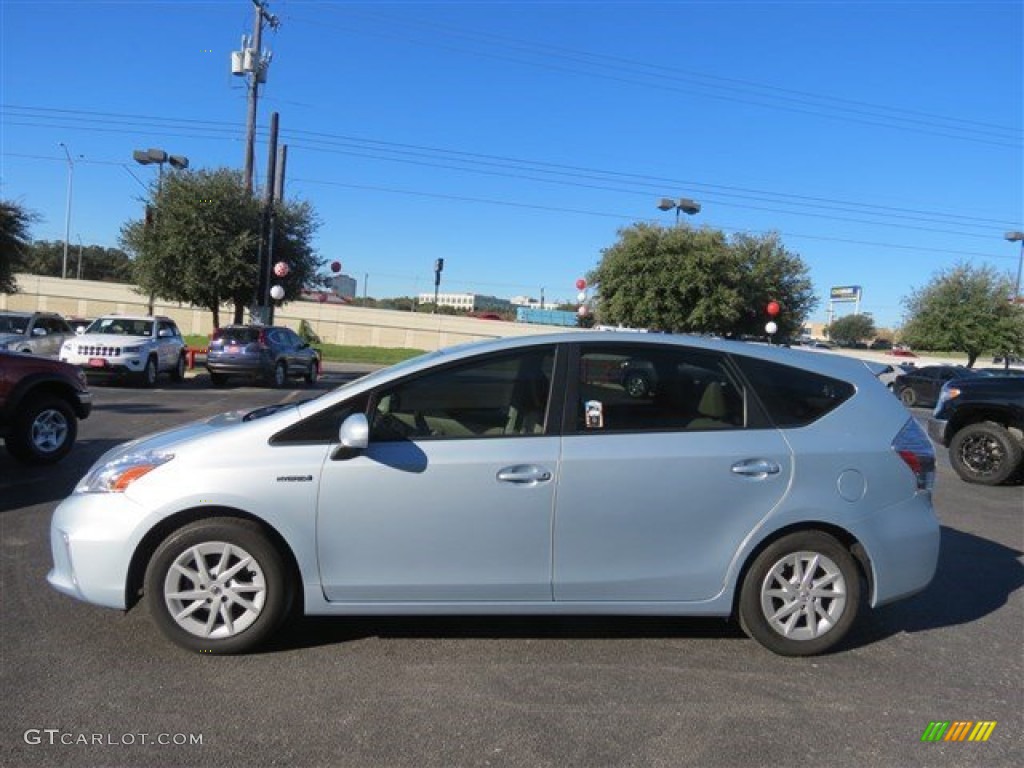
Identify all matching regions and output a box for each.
[270,361,287,389]
[144,517,291,654]
[4,396,77,465]
[209,372,230,388]
[140,356,158,388]
[899,387,917,407]
[170,354,186,382]
[949,422,1023,486]
[304,358,319,386]
[738,531,861,656]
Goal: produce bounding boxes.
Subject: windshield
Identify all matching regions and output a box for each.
[87,318,154,337]
[0,315,29,334]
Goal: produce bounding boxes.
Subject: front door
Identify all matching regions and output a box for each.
[317,345,560,602]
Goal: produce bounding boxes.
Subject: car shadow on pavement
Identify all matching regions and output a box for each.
[848,525,1024,648]
[266,614,747,653]
[265,526,1022,655]
[0,438,126,513]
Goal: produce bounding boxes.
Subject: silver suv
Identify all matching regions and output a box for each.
[59,314,187,387]
[0,311,74,357]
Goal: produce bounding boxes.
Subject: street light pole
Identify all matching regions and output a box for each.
[656,197,701,224]
[1006,231,1024,301]
[59,143,77,279]
[133,148,189,314]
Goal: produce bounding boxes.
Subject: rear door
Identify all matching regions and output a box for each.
[553,342,793,602]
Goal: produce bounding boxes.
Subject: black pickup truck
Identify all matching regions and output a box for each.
[927,375,1024,485]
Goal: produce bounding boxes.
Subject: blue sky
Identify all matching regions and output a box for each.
[2,0,1021,328]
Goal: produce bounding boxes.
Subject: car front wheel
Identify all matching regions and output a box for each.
[271,361,287,388]
[738,531,861,656]
[949,422,1023,486]
[304,359,319,385]
[140,357,158,388]
[4,396,77,464]
[144,518,291,654]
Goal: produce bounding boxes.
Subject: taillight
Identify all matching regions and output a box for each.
[892,418,935,491]
[258,329,269,346]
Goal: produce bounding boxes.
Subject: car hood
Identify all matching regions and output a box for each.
[88,403,299,468]
[68,333,151,346]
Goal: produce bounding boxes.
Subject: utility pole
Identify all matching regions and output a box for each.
[59,143,77,280]
[234,0,278,195]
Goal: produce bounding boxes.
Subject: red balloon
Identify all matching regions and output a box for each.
[330,261,342,273]
[575,278,587,291]
[766,301,781,317]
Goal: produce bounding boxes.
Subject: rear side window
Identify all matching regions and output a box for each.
[734,356,854,428]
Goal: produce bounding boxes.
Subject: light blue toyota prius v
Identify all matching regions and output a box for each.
[49,332,940,656]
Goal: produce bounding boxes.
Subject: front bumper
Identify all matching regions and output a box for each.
[61,355,148,377]
[47,492,151,609]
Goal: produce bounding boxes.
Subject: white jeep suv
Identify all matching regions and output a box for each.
[60,315,187,387]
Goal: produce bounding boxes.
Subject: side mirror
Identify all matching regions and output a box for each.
[75,327,86,335]
[332,413,369,460]
[32,327,47,336]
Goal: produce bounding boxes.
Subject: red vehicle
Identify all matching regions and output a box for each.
[0,351,93,464]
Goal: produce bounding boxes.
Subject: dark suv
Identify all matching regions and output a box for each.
[0,351,93,464]
[206,325,320,388]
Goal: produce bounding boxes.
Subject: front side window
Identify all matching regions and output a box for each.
[369,347,555,441]
[574,344,745,433]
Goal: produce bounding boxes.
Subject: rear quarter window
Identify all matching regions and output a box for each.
[733,356,854,428]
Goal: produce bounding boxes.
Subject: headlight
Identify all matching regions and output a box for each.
[123,345,144,355]
[76,451,175,494]
[61,341,73,351]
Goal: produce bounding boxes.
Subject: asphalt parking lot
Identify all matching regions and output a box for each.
[1,376,1021,768]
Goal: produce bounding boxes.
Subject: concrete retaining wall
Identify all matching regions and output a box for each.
[2,274,574,351]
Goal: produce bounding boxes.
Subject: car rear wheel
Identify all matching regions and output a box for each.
[623,372,650,398]
[4,396,77,464]
[209,372,229,388]
[738,531,860,656]
[949,422,1023,486]
[170,354,186,382]
[304,359,319,385]
[899,387,917,407]
[144,518,291,654]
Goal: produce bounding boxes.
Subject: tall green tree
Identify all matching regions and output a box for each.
[1,199,38,294]
[22,240,135,283]
[589,223,815,337]
[901,263,1024,367]
[826,313,877,345]
[121,168,323,327]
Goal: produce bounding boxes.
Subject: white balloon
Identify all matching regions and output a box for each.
[577,291,587,303]
[270,285,285,301]
[765,321,778,335]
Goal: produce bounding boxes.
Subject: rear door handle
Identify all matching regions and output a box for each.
[497,465,553,485]
[731,459,781,478]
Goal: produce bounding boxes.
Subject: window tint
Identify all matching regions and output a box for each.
[575,345,745,433]
[220,327,261,344]
[369,347,555,441]
[733,356,854,428]
[271,395,369,445]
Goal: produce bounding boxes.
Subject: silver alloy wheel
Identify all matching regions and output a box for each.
[759,550,847,641]
[163,541,267,639]
[30,407,69,454]
[274,362,286,387]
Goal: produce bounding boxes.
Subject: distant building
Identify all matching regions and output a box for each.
[329,274,358,300]
[417,292,512,312]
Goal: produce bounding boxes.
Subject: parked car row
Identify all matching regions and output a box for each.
[1,313,320,465]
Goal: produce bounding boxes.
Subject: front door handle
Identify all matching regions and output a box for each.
[731,459,781,478]
[497,465,552,485]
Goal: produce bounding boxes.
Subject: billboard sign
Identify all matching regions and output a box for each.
[830,285,862,301]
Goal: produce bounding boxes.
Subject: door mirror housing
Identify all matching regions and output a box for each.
[332,413,369,460]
